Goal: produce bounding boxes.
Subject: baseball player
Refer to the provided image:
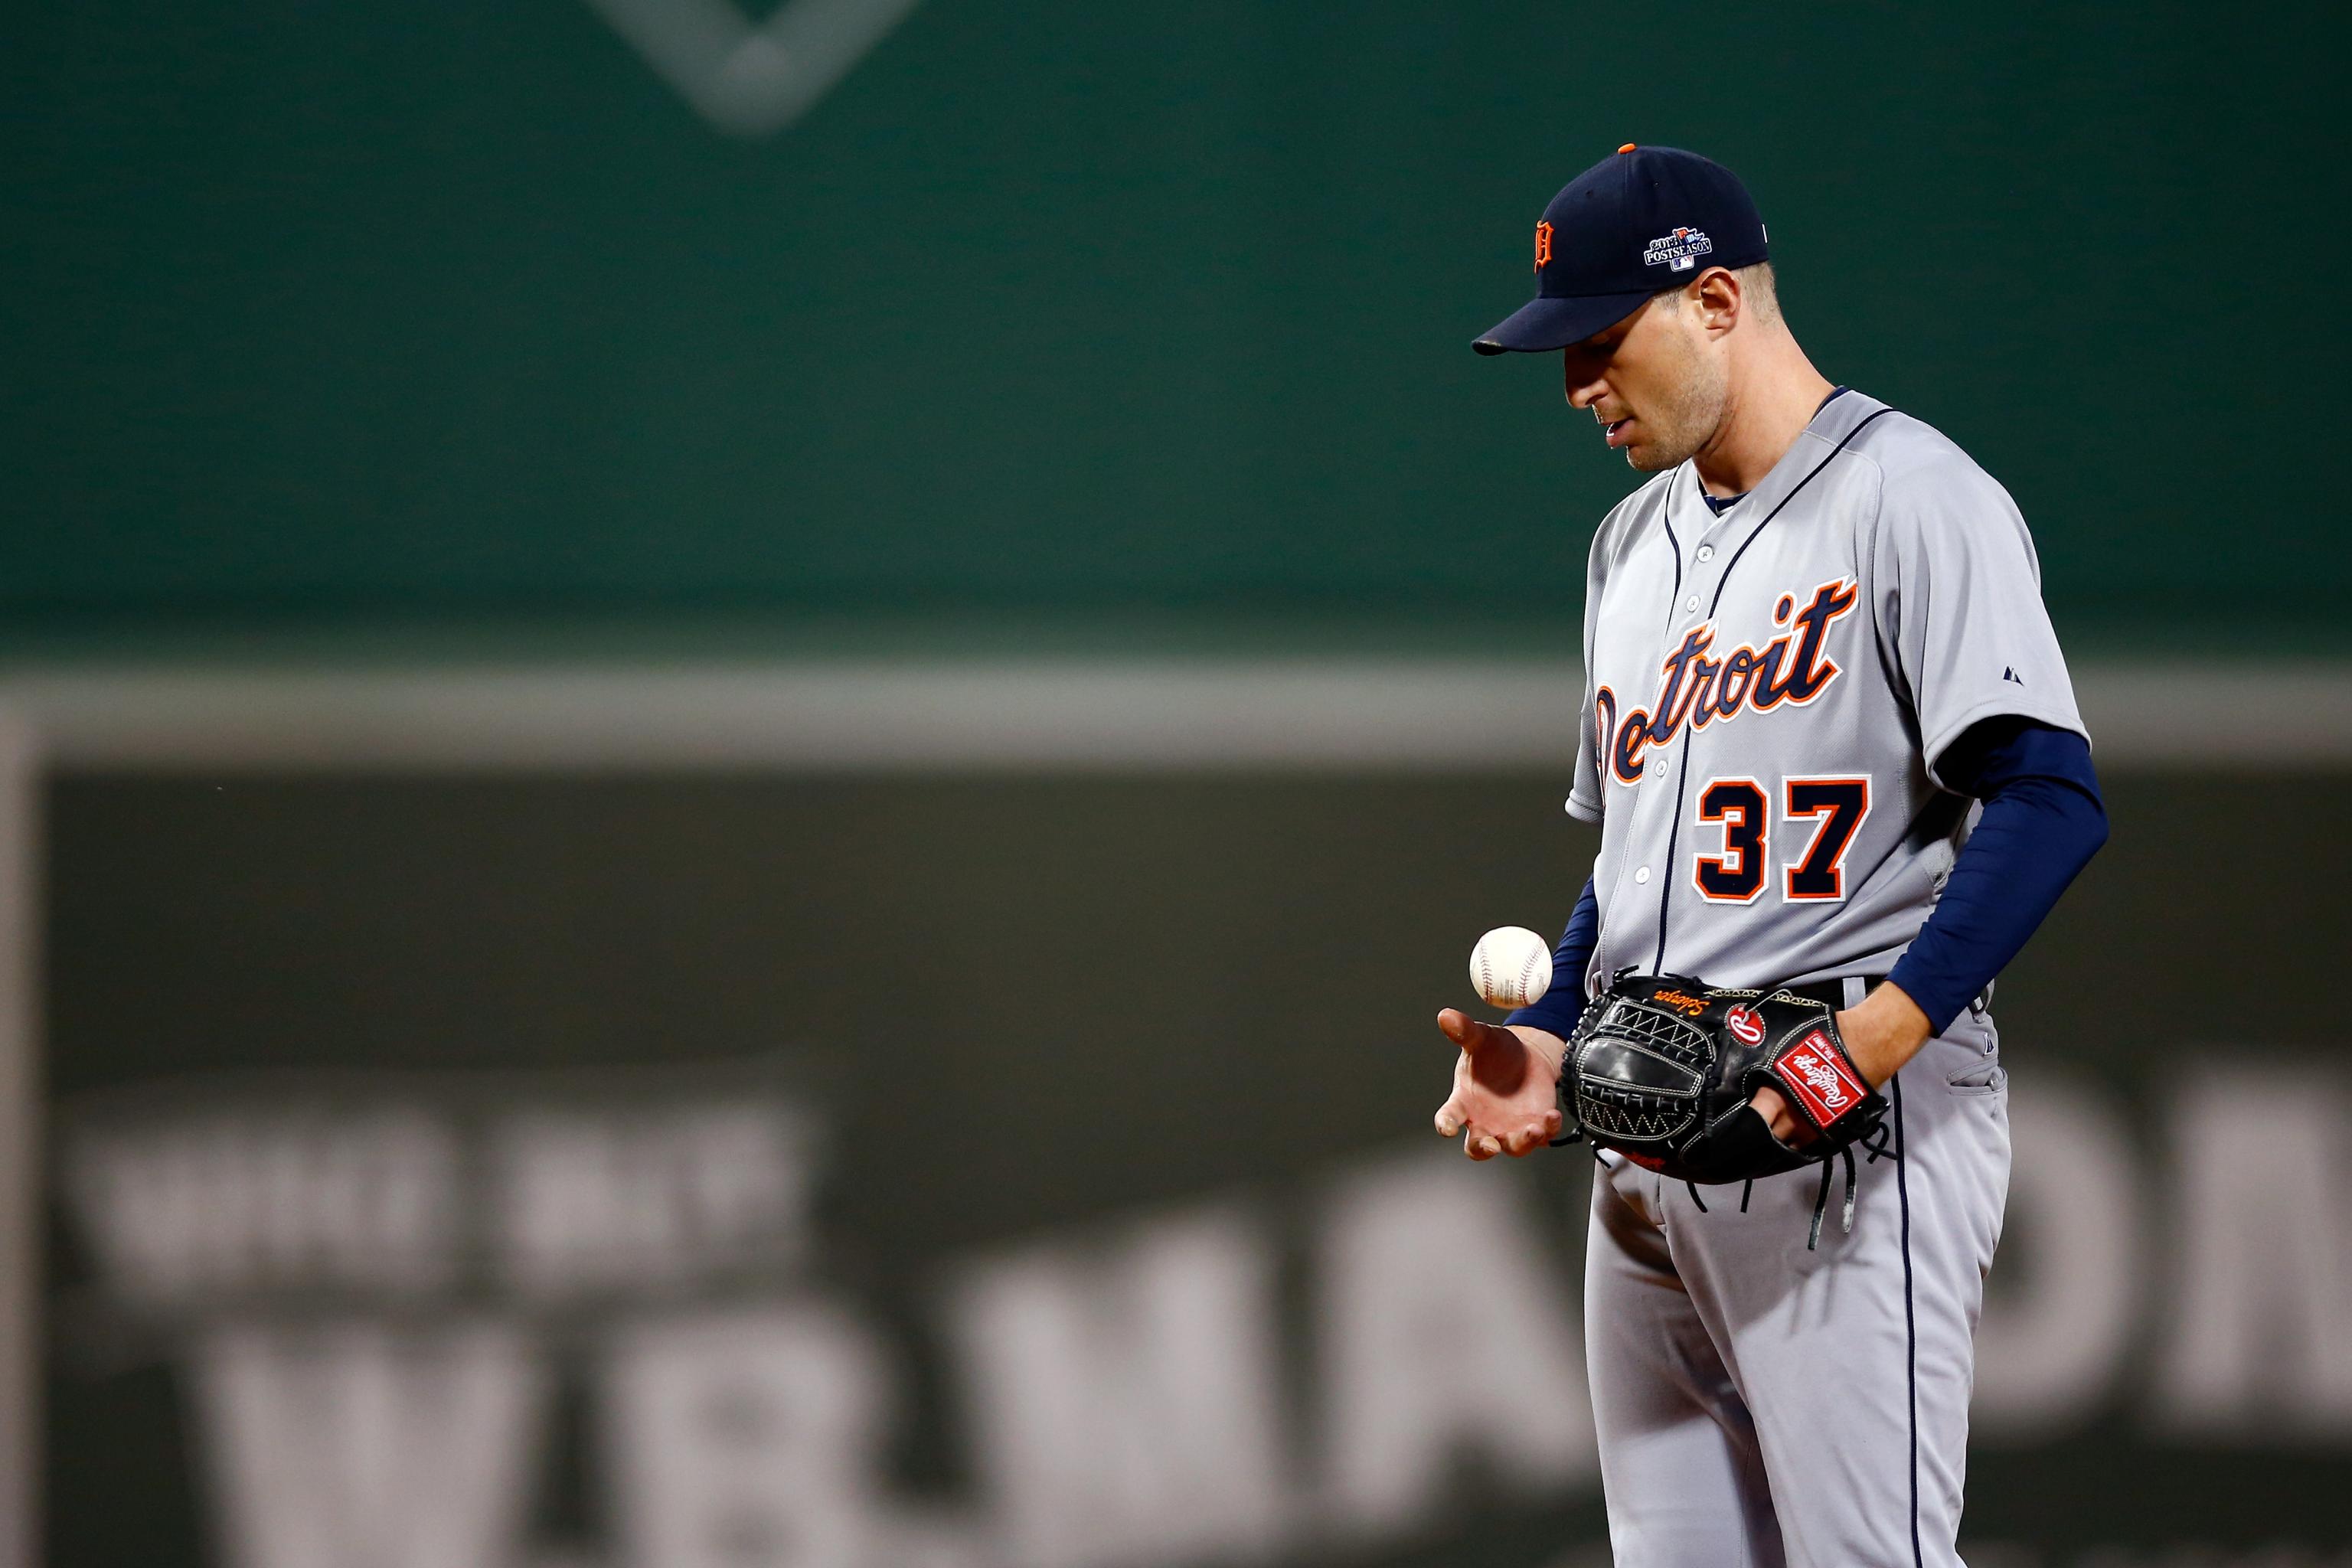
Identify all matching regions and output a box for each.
[1432,145,2109,1566]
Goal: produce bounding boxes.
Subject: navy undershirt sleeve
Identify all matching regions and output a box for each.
[1506,875,1599,1039]
[1884,717,2109,1033]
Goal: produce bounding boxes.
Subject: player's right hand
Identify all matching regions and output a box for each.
[1433,1011,1566,1161]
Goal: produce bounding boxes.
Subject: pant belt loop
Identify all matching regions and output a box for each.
[1842,975,1867,1011]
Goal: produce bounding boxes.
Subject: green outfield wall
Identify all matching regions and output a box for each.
[5,2,2347,649]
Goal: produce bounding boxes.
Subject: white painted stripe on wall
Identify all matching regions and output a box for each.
[0,661,2343,771]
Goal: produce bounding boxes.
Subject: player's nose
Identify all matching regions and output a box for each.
[1563,361,1606,410]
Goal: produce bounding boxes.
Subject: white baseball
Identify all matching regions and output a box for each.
[1468,926,1553,1008]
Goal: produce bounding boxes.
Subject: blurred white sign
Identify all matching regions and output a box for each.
[53,1063,2352,1568]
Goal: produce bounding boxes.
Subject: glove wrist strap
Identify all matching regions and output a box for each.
[1765,1024,1873,1134]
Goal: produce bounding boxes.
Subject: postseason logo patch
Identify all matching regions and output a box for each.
[1642,226,1713,273]
[1772,1029,1867,1127]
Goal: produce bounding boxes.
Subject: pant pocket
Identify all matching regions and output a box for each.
[1945,1057,2007,1096]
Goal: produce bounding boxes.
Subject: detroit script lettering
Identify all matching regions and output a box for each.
[1596,577,1859,784]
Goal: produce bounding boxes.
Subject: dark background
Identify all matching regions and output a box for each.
[42,769,2352,1566]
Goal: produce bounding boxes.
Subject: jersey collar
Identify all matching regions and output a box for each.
[1672,387,1890,541]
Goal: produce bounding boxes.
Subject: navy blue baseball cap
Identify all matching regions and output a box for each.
[1473,144,1769,355]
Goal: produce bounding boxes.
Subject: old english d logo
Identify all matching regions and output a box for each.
[1534,220,1553,271]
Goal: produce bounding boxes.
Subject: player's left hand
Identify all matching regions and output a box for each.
[1749,982,1933,1143]
[1434,1011,1566,1160]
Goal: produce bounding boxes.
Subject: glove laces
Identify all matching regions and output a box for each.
[1685,1120,1898,1250]
[1804,1120,1899,1250]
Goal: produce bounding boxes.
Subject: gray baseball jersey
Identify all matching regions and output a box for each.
[1568,388,2086,995]
[1568,388,2085,1568]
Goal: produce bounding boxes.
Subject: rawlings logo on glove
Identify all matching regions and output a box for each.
[1775,1029,1868,1128]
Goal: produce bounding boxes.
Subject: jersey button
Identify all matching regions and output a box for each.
[1683,595,1700,612]
[1696,545,1714,563]
[1634,865,1652,885]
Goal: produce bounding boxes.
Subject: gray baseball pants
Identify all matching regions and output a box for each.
[1584,1000,2011,1568]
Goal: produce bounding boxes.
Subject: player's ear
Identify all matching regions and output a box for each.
[1690,266,1742,336]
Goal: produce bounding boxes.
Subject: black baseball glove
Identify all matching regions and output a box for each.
[1557,972,1890,1245]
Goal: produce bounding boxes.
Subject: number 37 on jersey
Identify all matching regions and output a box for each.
[1690,775,1870,904]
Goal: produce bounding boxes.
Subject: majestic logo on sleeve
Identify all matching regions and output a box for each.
[1594,577,1858,785]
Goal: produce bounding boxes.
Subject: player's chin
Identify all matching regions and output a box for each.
[1623,432,1697,473]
